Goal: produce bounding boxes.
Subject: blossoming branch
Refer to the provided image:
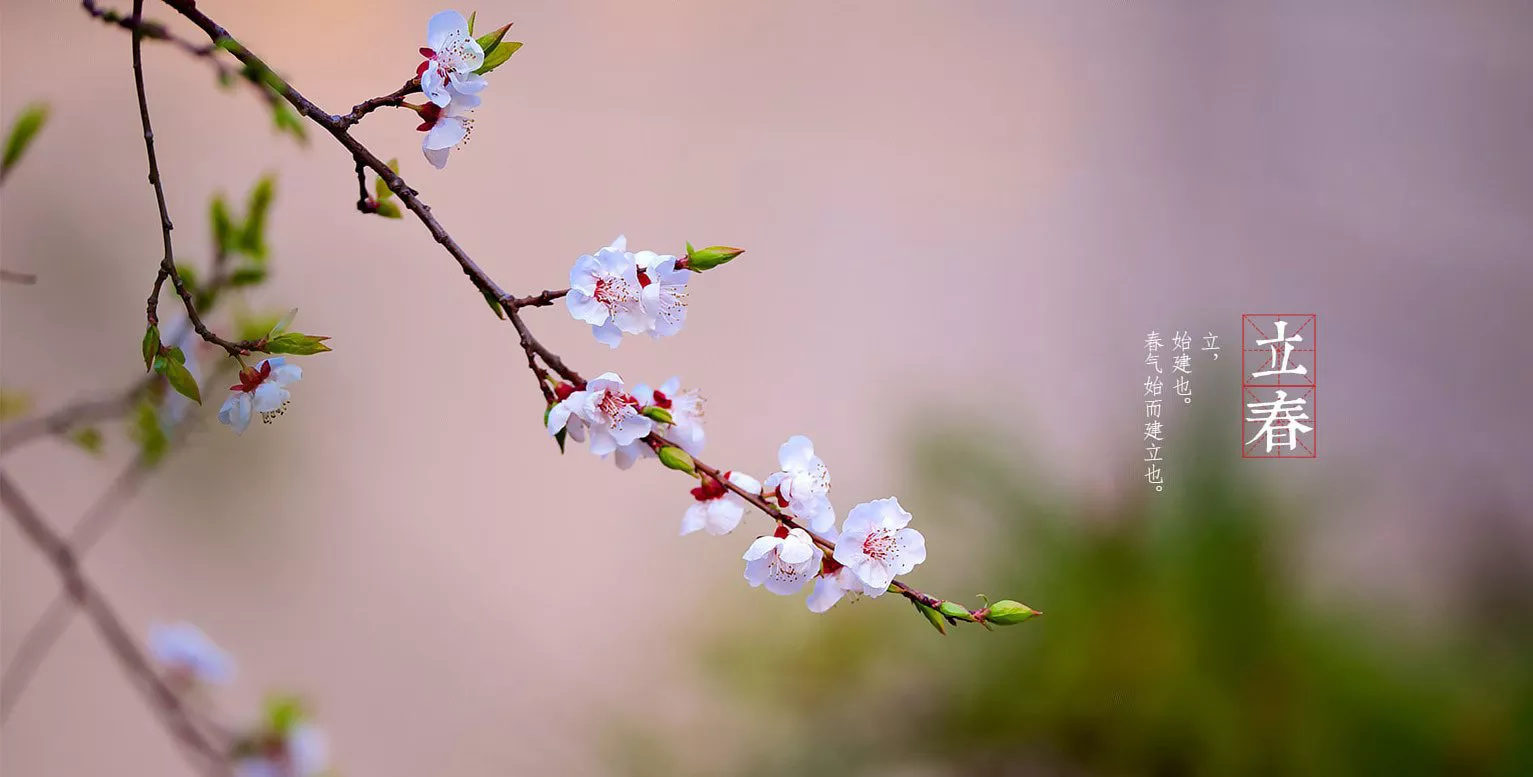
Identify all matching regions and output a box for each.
[0,2,1042,774]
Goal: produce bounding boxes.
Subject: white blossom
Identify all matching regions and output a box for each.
[235,723,328,777]
[832,497,927,595]
[806,561,869,613]
[634,376,705,455]
[419,99,476,170]
[681,470,759,536]
[566,237,650,348]
[547,372,654,459]
[418,11,486,107]
[218,358,301,434]
[762,435,835,534]
[635,250,690,339]
[743,526,821,595]
[148,622,233,686]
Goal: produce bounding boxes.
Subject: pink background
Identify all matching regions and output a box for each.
[4,1,1532,775]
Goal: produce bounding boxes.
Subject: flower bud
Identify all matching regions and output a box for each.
[981,600,1039,625]
[683,243,745,272]
[657,446,695,474]
[937,601,976,622]
[641,406,675,425]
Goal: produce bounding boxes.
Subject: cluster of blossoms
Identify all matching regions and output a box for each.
[566,236,692,347]
[546,372,928,613]
[414,11,507,169]
[148,623,329,777]
[546,372,704,467]
[745,442,928,613]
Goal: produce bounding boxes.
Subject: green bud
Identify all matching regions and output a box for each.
[657,446,695,474]
[982,599,1039,626]
[641,406,674,425]
[937,601,975,622]
[684,244,744,272]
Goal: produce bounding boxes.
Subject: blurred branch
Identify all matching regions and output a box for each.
[0,433,188,724]
[0,269,38,285]
[0,471,231,774]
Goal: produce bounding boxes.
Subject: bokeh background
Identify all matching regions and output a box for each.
[3,1,1532,775]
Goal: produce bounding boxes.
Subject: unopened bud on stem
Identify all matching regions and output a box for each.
[682,243,745,272]
[978,599,1040,626]
[658,446,695,474]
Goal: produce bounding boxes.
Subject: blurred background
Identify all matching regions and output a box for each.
[3,1,1531,775]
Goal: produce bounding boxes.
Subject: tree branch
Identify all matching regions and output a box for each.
[0,471,231,774]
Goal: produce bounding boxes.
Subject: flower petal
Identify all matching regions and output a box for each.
[423,144,452,169]
[426,10,469,49]
[218,393,252,434]
[742,535,781,561]
[779,435,816,471]
[806,576,846,613]
[566,289,609,325]
[424,117,467,150]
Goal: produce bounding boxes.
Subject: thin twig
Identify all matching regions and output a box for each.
[507,288,570,309]
[127,0,249,357]
[0,447,170,724]
[0,470,231,774]
[336,79,421,129]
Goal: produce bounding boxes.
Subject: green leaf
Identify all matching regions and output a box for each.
[0,389,32,422]
[915,601,948,635]
[265,332,332,355]
[2,103,49,178]
[467,10,477,34]
[68,426,104,456]
[476,23,513,56]
[173,267,202,309]
[271,100,308,144]
[129,400,168,466]
[264,695,306,735]
[167,346,186,365]
[269,307,299,338]
[142,325,160,371]
[210,195,235,255]
[241,175,277,260]
[160,357,201,404]
[482,289,506,320]
[475,40,522,75]
[229,266,267,287]
[235,310,283,342]
[374,200,402,219]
